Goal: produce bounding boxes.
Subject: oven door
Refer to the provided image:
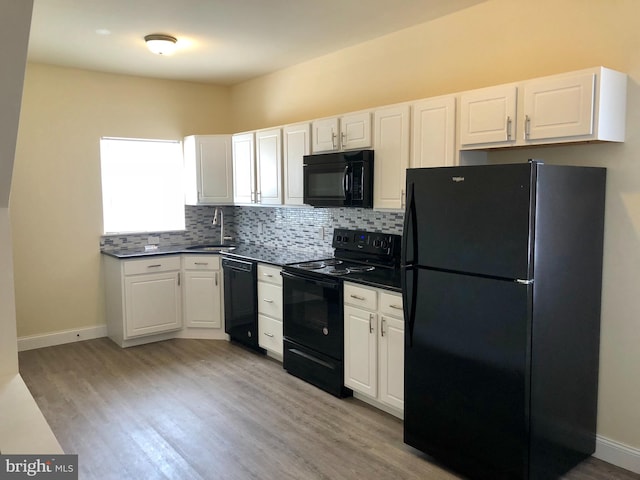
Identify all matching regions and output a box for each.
[303,160,349,207]
[282,270,343,360]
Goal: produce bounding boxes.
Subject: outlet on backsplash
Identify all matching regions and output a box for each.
[318,226,325,241]
[147,235,160,245]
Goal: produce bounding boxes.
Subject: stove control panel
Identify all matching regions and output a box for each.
[332,228,400,257]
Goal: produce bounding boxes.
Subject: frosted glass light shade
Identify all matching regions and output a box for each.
[144,34,177,55]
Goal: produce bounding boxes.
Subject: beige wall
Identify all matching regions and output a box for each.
[11,64,232,338]
[229,0,640,453]
[9,0,640,457]
[0,0,32,377]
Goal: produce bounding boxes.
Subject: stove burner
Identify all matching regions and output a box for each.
[297,261,326,270]
[326,268,350,276]
[347,265,375,273]
[323,259,343,266]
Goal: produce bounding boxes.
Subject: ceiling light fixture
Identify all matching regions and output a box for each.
[144,34,177,55]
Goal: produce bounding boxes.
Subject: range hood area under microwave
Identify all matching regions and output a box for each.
[303,150,374,208]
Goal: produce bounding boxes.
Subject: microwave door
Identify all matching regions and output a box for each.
[304,163,348,206]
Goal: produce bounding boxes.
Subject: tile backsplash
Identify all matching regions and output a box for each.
[101,205,404,255]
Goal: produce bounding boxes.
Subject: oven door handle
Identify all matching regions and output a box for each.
[281,270,340,290]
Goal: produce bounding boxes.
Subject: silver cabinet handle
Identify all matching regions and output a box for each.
[350,294,365,300]
[401,189,406,209]
[389,304,403,310]
[257,191,262,203]
[263,273,273,278]
[251,191,256,203]
[341,131,347,148]
[263,299,274,303]
[524,115,531,140]
[194,262,209,266]
[177,272,181,286]
[264,332,274,338]
[381,318,386,337]
[215,272,218,286]
[332,131,338,149]
[369,314,374,334]
[506,116,512,140]
[147,264,162,268]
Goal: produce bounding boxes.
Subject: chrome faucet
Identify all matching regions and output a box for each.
[212,207,225,245]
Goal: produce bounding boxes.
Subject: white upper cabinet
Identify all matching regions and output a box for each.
[233,129,283,205]
[232,132,256,205]
[459,67,626,150]
[311,111,372,153]
[255,128,283,205]
[522,67,626,143]
[184,135,233,205]
[340,111,372,150]
[312,117,339,153]
[373,104,410,210]
[283,123,310,206]
[459,85,517,147]
[411,95,456,168]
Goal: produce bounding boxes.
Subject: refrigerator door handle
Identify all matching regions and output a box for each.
[402,181,418,266]
[402,265,417,347]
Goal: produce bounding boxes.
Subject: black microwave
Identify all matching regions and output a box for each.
[303,150,374,208]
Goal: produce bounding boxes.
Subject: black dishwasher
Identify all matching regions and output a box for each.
[222,257,261,351]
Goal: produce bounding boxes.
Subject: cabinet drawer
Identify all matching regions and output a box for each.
[380,291,404,318]
[123,255,181,275]
[344,283,377,310]
[183,255,220,270]
[258,263,282,285]
[258,282,283,319]
[258,314,283,355]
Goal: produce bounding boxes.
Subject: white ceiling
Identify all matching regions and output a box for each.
[28,0,485,86]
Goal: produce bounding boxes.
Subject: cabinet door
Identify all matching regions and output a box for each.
[183,270,222,329]
[124,272,182,338]
[344,305,377,397]
[459,85,517,147]
[258,314,283,355]
[411,96,456,168]
[255,128,282,205]
[283,123,310,205]
[373,104,410,210]
[232,132,256,204]
[379,314,404,411]
[341,111,372,150]
[257,281,283,320]
[184,135,233,205]
[312,117,339,153]
[523,72,595,141]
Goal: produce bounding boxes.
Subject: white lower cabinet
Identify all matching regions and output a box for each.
[344,282,404,415]
[105,255,183,347]
[257,263,283,357]
[182,256,222,329]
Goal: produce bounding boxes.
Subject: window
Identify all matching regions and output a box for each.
[100,137,185,234]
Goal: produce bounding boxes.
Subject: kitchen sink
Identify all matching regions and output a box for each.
[185,245,236,252]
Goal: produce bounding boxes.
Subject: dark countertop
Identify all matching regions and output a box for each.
[341,268,402,293]
[100,243,325,267]
[221,244,326,267]
[101,243,401,291]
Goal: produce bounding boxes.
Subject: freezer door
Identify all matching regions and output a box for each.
[404,163,534,279]
[404,268,531,478]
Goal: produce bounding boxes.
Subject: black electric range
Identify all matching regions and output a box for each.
[283,228,402,289]
[281,228,401,397]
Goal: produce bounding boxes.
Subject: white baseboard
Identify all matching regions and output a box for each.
[17,325,108,352]
[595,435,640,474]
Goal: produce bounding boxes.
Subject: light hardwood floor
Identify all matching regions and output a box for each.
[19,338,638,480]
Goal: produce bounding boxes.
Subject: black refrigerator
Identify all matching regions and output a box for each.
[402,161,606,480]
